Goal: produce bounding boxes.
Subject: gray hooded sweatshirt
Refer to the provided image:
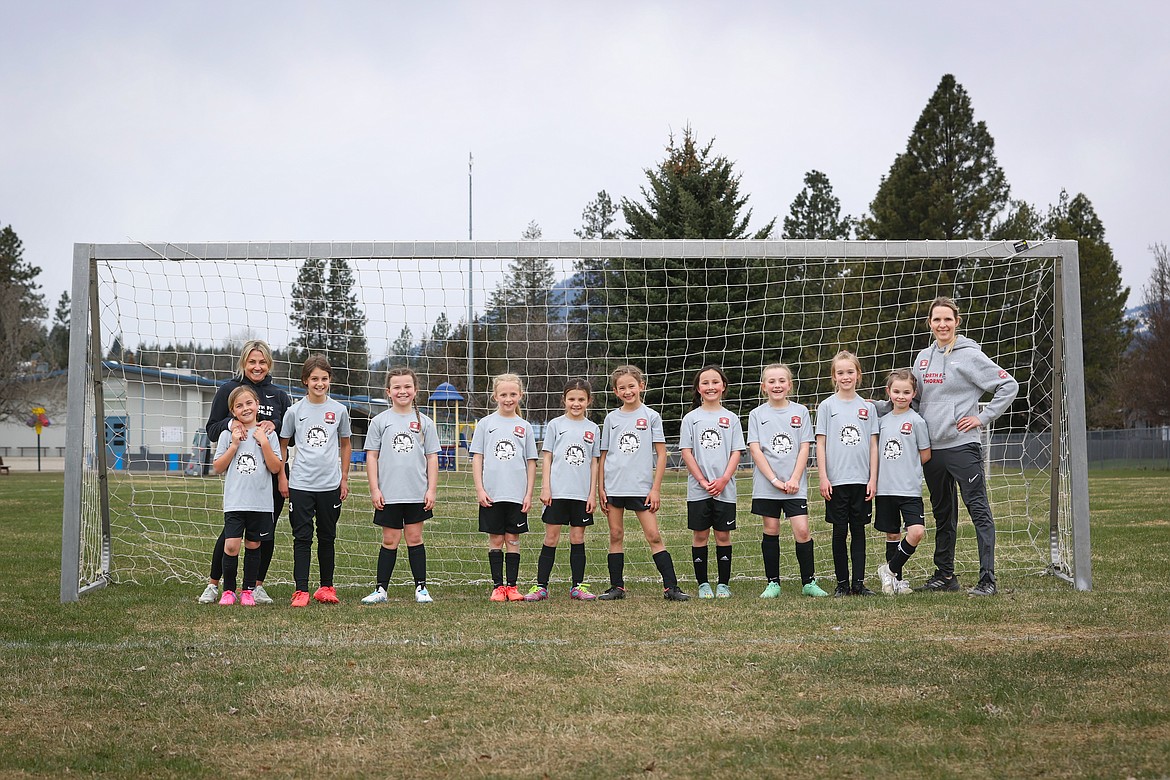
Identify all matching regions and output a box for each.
[912,335,1019,451]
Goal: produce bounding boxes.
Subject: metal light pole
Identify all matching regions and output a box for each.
[467,152,474,397]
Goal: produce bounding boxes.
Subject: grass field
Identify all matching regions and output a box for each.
[3,471,1170,778]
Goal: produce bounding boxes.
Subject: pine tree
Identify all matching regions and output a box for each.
[47,291,70,369]
[390,325,415,367]
[0,224,48,419]
[289,257,368,397]
[1126,243,1170,425]
[289,258,329,356]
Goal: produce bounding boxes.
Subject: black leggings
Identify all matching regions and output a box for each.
[210,478,285,582]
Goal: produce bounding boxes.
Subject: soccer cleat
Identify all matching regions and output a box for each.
[663,586,690,601]
[489,585,508,602]
[198,584,219,604]
[894,579,914,596]
[597,586,626,601]
[852,582,877,597]
[505,585,525,602]
[697,582,714,599]
[715,583,732,599]
[361,587,389,605]
[313,586,339,604]
[570,584,597,601]
[218,590,237,606]
[832,583,851,598]
[917,572,961,592]
[802,580,830,598]
[250,584,274,605]
[290,590,311,608]
[239,590,256,607]
[523,585,549,602]
[968,577,998,597]
[414,585,434,603]
[759,581,782,599]
[877,563,897,596]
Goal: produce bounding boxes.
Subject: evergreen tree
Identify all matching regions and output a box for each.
[1126,243,1170,425]
[289,258,329,356]
[0,224,48,419]
[290,257,368,397]
[390,325,415,367]
[574,190,620,240]
[47,291,70,369]
[783,170,854,241]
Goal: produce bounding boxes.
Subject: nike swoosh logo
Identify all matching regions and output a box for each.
[333,503,342,509]
[488,427,498,434]
[968,475,979,483]
[760,420,770,425]
[259,532,270,538]
[298,417,308,422]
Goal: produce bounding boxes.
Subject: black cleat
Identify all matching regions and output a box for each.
[967,577,997,597]
[916,572,961,592]
[832,582,851,598]
[597,586,626,601]
[851,582,877,597]
[663,586,690,601]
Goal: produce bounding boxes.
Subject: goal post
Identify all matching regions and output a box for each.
[60,239,1091,601]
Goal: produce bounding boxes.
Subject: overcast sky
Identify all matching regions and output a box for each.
[4,1,1167,336]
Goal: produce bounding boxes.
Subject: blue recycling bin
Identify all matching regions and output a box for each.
[167,453,180,471]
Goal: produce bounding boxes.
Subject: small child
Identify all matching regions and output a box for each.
[597,365,688,601]
[525,378,602,601]
[747,363,829,598]
[211,385,283,606]
[360,367,440,605]
[470,373,538,602]
[280,355,352,607]
[875,369,932,595]
[679,366,745,599]
[815,351,880,597]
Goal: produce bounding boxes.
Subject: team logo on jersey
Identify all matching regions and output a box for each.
[900,421,913,435]
[565,444,587,466]
[392,433,415,453]
[409,420,421,433]
[583,430,595,444]
[998,369,1009,379]
[919,359,929,369]
[495,439,517,460]
[513,425,526,439]
[699,428,722,449]
[790,415,802,428]
[324,411,336,424]
[770,432,793,455]
[718,416,730,429]
[840,425,862,447]
[618,432,640,454]
[635,418,648,431]
[883,439,903,460]
[306,426,328,447]
[236,453,258,474]
[857,407,869,420]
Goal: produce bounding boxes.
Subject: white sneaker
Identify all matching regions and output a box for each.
[250,584,274,605]
[415,585,433,604]
[361,586,389,605]
[895,579,913,595]
[197,583,219,604]
[877,564,896,596]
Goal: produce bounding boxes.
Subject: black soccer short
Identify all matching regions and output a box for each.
[751,497,809,519]
[478,501,529,535]
[824,484,872,525]
[223,510,274,542]
[373,502,433,529]
[542,498,594,527]
[606,495,652,511]
[687,498,737,531]
[874,495,926,533]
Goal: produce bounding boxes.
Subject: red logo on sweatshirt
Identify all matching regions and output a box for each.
[998,369,1009,379]
[919,359,929,370]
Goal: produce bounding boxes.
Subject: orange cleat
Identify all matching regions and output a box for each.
[290,590,311,608]
[313,586,339,604]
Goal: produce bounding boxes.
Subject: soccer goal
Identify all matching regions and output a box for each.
[60,239,1092,601]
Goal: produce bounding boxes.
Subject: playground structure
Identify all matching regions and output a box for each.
[428,381,470,471]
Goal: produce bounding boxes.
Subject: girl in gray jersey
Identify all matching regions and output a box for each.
[524,379,602,602]
[361,367,440,605]
[747,364,829,598]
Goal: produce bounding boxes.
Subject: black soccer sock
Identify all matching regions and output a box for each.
[761,533,781,582]
[795,539,816,585]
[886,540,900,563]
[488,548,504,586]
[850,521,868,586]
[407,543,427,587]
[653,550,679,589]
[889,539,917,578]
[257,536,275,583]
[242,545,260,591]
[716,544,733,586]
[505,551,520,587]
[569,542,586,587]
[691,545,709,584]
[376,546,398,589]
[293,536,312,592]
[318,536,336,588]
[831,523,849,585]
[536,544,557,588]
[607,552,625,589]
[209,531,227,581]
[222,552,239,593]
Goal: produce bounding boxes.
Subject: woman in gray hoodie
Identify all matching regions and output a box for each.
[913,297,1018,596]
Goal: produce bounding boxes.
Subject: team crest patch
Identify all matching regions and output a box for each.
[900,422,913,435]
[409,420,421,433]
[998,369,1009,379]
[635,418,648,431]
[919,359,929,369]
[513,425,526,438]
[718,416,730,429]
[324,411,336,423]
[858,407,869,420]
[583,430,595,443]
[790,415,802,428]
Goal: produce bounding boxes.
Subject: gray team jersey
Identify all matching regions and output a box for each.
[748,401,812,500]
[366,408,441,503]
[679,406,746,504]
[470,411,538,504]
[215,427,282,513]
[542,415,602,501]
[877,409,931,497]
[281,398,352,491]
[814,395,879,486]
[600,404,666,498]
